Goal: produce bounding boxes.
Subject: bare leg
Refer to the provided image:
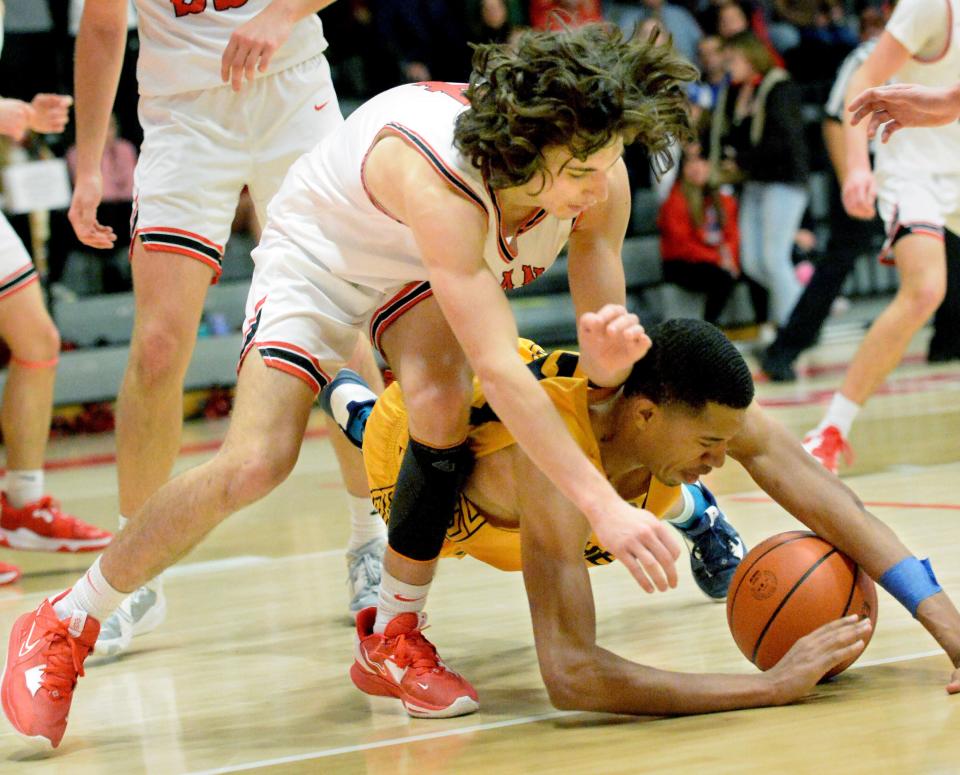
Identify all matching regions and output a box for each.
[116,242,214,517]
[0,283,60,470]
[101,353,316,591]
[839,235,946,404]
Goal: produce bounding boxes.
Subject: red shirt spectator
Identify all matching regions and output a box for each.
[529,0,602,30]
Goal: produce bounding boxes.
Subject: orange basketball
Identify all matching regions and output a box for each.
[726,531,878,677]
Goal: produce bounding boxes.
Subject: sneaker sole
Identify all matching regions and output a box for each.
[349,662,479,718]
[0,528,111,553]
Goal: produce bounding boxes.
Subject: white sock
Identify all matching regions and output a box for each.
[818,392,861,437]
[374,567,431,634]
[668,483,697,527]
[52,556,129,622]
[5,470,44,508]
[346,495,386,551]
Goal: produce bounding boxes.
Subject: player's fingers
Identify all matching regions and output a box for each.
[257,43,276,73]
[624,555,655,593]
[847,88,873,116]
[221,38,239,83]
[245,45,263,85]
[640,533,679,590]
[881,120,902,143]
[946,673,960,694]
[595,303,628,324]
[606,313,639,337]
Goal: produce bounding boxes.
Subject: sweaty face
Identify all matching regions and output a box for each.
[517,139,625,219]
[641,402,746,487]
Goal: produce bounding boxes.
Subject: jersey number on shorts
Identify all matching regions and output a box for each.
[170,0,248,18]
[417,82,470,105]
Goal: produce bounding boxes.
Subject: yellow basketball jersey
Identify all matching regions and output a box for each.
[363,340,681,572]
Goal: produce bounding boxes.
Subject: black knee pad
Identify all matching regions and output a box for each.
[387,437,474,562]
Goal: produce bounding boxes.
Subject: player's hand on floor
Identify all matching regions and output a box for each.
[765,615,870,703]
[595,503,680,593]
[221,4,295,92]
[946,666,960,695]
[28,94,72,134]
[69,174,117,249]
[577,305,651,388]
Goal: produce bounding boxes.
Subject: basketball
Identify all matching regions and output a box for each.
[726,531,878,677]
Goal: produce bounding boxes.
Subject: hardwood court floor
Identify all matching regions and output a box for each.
[1,329,960,774]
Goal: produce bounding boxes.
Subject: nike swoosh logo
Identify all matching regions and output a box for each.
[313,101,329,111]
[19,621,41,658]
[394,594,423,603]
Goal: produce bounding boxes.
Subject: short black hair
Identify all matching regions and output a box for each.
[622,319,754,410]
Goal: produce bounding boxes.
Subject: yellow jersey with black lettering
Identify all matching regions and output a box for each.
[364,340,681,572]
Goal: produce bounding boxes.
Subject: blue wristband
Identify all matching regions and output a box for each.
[879,557,942,617]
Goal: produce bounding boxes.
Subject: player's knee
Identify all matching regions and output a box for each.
[12,318,61,363]
[219,440,299,507]
[129,324,193,386]
[403,377,473,438]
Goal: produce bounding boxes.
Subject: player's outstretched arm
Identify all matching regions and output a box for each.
[849,83,960,142]
[220,0,337,91]
[567,160,651,387]
[518,472,871,714]
[730,404,960,689]
[70,0,128,249]
[364,137,679,593]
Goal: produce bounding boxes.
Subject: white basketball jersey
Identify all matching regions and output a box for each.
[135,0,326,97]
[269,82,574,292]
[875,0,960,177]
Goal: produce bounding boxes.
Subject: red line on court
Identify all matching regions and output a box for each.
[728,495,960,511]
[38,427,331,473]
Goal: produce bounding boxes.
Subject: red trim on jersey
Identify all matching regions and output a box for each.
[912,0,952,63]
[377,123,488,217]
[0,272,38,302]
[369,281,434,357]
[0,262,36,286]
[361,136,406,224]
[135,226,223,251]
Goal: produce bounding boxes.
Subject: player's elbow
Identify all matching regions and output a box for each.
[538,649,597,711]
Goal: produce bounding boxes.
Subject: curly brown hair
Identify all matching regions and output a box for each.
[454,24,698,189]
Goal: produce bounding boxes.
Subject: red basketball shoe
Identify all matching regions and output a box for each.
[351,607,479,718]
[802,425,853,475]
[0,494,112,553]
[0,562,21,586]
[1,595,99,747]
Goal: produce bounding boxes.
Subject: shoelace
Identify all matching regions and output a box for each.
[27,497,60,525]
[38,618,89,700]
[349,552,381,591]
[391,629,444,677]
[815,428,854,466]
[690,512,739,575]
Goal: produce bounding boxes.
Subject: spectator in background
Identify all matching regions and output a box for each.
[658,144,741,324]
[708,31,809,330]
[607,0,703,64]
[689,34,728,109]
[373,0,474,82]
[467,0,527,44]
[529,0,602,29]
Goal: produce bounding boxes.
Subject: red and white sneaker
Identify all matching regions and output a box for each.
[802,425,854,475]
[0,562,21,586]
[1,595,99,747]
[351,607,479,718]
[0,494,112,553]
